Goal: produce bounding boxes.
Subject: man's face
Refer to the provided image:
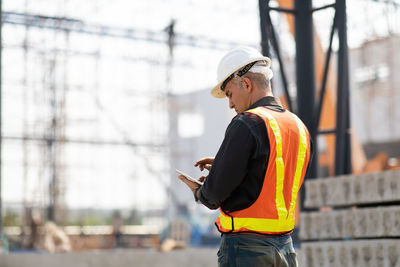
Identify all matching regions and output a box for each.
[224,77,249,114]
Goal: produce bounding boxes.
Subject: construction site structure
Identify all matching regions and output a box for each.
[0,0,264,251]
[256,0,400,262]
[0,0,399,255]
[259,0,400,178]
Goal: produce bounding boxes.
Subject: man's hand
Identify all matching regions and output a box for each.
[194,157,214,171]
[178,175,206,192]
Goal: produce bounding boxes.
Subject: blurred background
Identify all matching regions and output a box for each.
[0,0,399,266]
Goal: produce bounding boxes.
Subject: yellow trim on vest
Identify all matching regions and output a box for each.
[288,113,308,219]
[219,213,294,232]
[249,107,287,220]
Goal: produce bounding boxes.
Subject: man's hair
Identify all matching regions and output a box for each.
[234,72,271,92]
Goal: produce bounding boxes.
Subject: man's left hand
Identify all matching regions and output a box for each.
[178,175,204,192]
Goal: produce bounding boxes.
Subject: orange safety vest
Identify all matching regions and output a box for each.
[215,106,311,235]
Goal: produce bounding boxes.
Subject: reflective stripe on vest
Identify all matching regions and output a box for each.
[215,107,310,234]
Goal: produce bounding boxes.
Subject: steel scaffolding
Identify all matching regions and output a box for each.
[0,3,255,229]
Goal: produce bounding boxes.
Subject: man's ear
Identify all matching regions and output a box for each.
[243,77,252,93]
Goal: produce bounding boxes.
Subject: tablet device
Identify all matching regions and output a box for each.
[176,169,203,186]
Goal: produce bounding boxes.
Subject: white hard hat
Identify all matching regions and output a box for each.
[211,46,273,98]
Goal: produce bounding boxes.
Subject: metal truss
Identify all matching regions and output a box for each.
[3,11,253,51]
[259,0,352,178]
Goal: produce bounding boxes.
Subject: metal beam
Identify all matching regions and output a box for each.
[268,6,296,14]
[259,0,293,111]
[2,135,167,148]
[259,0,271,57]
[318,129,336,135]
[260,0,353,178]
[294,0,318,178]
[2,11,254,51]
[335,0,352,175]
[311,3,336,12]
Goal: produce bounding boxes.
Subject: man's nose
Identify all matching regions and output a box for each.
[229,99,234,109]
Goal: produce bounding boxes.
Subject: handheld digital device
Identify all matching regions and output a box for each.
[176,169,203,186]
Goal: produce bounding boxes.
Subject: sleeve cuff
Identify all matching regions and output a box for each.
[193,187,201,203]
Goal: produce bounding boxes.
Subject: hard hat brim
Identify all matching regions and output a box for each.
[210,56,271,98]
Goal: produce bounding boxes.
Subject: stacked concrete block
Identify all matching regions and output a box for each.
[387,241,400,267]
[352,174,363,204]
[378,171,394,201]
[335,175,354,205]
[352,208,367,238]
[325,176,346,206]
[392,207,400,236]
[299,213,311,241]
[300,206,400,240]
[300,211,337,240]
[304,170,400,208]
[299,240,400,267]
[390,170,400,200]
[382,207,394,236]
[360,173,380,203]
[332,210,345,238]
[304,176,348,208]
[300,170,400,267]
[299,212,319,240]
[325,210,345,239]
[301,243,326,267]
[304,179,323,208]
[319,211,334,239]
[368,208,385,237]
[309,212,322,240]
[343,209,357,238]
[298,242,348,267]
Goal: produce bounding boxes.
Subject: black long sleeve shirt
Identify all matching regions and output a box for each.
[198,96,288,212]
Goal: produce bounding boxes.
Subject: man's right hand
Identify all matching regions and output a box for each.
[194,157,214,171]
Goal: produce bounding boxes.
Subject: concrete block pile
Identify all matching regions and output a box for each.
[299,206,400,240]
[299,170,400,266]
[304,170,400,208]
[298,239,400,267]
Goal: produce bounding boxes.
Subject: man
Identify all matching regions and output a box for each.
[178,46,312,267]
